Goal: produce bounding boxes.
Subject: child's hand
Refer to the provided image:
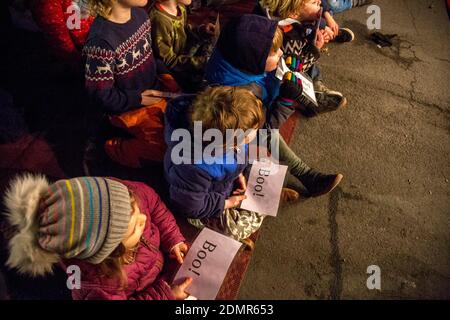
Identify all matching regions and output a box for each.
[141,89,164,106]
[325,13,339,37]
[122,210,147,249]
[205,23,216,35]
[233,174,247,195]
[316,31,325,49]
[199,23,216,37]
[285,55,303,73]
[280,73,303,101]
[225,195,247,209]
[323,26,335,42]
[158,74,182,93]
[171,277,193,300]
[170,242,188,264]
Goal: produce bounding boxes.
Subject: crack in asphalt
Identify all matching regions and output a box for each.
[341,191,377,205]
[404,0,419,33]
[333,64,449,116]
[328,186,343,299]
[400,40,421,109]
[326,188,384,300]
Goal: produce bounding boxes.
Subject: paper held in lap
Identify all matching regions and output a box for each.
[275,57,318,106]
[240,160,288,217]
[173,228,242,300]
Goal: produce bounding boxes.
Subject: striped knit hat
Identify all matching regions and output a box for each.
[3,174,132,276]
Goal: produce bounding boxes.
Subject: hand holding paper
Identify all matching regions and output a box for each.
[233,173,247,195]
[279,74,303,101]
[171,277,193,300]
[170,242,188,264]
[240,160,288,217]
[141,89,183,100]
[225,195,247,209]
[276,58,318,106]
[173,228,242,300]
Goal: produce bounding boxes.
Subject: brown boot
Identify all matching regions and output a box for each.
[241,238,255,251]
[281,188,300,202]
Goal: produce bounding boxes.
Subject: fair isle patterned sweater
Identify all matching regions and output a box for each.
[83,8,168,114]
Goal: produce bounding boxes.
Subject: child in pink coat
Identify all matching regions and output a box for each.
[3,174,192,300]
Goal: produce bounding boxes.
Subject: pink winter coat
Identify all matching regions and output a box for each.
[63,179,185,300]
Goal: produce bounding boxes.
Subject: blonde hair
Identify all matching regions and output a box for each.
[97,191,139,289]
[260,0,306,19]
[98,243,128,288]
[271,27,284,53]
[86,0,115,18]
[190,86,265,134]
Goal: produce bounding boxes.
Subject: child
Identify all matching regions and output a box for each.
[206,14,343,197]
[4,174,192,300]
[83,0,180,169]
[29,0,94,71]
[256,0,348,115]
[164,86,271,248]
[149,0,215,92]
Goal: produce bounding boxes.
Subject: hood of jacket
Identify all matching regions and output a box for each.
[216,14,279,75]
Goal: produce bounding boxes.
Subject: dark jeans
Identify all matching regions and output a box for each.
[308,64,323,82]
[327,0,354,13]
[264,130,311,178]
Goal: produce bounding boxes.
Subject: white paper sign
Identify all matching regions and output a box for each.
[275,58,317,106]
[275,57,289,81]
[297,71,317,105]
[173,228,241,300]
[240,160,288,217]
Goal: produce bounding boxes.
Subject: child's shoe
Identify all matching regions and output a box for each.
[314,80,342,95]
[334,28,355,43]
[281,188,300,202]
[298,170,343,197]
[316,91,348,114]
[241,238,255,251]
[299,88,347,117]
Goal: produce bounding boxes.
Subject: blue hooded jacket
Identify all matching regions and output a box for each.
[206,50,280,106]
[205,14,281,106]
[205,14,295,129]
[163,95,249,220]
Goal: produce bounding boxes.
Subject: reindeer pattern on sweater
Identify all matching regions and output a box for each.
[83,8,167,114]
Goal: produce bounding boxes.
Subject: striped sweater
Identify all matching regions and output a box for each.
[83,8,168,114]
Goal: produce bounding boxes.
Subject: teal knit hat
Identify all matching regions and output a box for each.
[4,175,132,276]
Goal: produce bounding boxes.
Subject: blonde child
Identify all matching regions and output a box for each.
[83,0,180,168]
[256,0,348,115]
[4,174,191,300]
[164,86,268,249]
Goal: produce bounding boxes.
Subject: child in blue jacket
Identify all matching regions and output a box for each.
[164,86,268,249]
